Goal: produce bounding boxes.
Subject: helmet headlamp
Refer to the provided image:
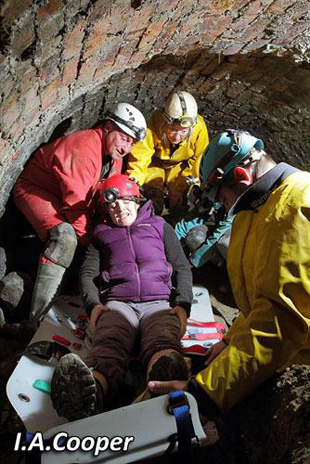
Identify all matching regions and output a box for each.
[104,188,118,204]
[103,188,142,204]
[105,110,146,141]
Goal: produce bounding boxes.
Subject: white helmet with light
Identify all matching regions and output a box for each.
[164,91,198,128]
[105,103,147,141]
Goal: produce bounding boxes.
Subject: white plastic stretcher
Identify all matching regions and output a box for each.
[183,285,224,354]
[7,285,219,463]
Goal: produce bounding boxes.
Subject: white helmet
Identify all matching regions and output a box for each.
[105,103,147,141]
[164,91,198,128]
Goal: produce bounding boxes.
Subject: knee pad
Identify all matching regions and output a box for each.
[185,224,208,251]
[44,222,77,268]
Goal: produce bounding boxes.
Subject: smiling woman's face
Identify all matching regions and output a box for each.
[107,199,140,227]
[166,124,190,144]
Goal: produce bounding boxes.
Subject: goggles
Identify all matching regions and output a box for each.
[163,111,197,128]
[106,111,146,141]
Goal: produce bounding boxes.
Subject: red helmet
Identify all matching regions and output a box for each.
[98,175,142,206]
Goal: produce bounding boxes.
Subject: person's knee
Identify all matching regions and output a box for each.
[185,224,208,251]
[44,222,77,268]
[141,320,182,367]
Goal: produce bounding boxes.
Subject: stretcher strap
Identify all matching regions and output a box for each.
[182,332,223,341]
[187,318,225,332]
[167,391,196,464]
[183,345,208,355]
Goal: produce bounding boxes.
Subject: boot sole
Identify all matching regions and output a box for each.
[51,353,96,421]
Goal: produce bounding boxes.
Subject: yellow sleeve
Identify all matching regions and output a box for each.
[196,298,308,411]
[222,311,244,343]
[126,128,155,186]
[196,182,310,412]
[180,116,209,183]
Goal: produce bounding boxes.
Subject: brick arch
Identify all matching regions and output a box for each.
[0,0,309,215]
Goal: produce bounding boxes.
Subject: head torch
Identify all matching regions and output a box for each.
[105,111,146,141]
[103,188,142,204]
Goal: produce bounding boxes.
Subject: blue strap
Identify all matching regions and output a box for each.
[168,391,196,463]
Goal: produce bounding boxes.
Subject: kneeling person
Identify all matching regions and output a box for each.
[51,175,192,421]
[148,130,310,414]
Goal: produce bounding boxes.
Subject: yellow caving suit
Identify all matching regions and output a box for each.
[196,163,310,412]
[126,109,209,207]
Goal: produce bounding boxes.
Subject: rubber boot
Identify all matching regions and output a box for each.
[51,353,105,421]
[29,262,65,324]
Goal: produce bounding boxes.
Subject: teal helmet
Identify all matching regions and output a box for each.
[200,129,264,202]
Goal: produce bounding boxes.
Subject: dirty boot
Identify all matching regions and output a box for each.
[51,353,104,422]
[30,262,65,324]
[134,351,190,403]
[148,351,190,385]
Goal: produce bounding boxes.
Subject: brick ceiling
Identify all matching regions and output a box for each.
[0,0,309,215]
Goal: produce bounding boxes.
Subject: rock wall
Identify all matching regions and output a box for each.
[0,0,309,216]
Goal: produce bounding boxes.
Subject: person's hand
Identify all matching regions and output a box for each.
[170,306,187,336]
[89,304,109,333]
[148,379,189,395]
[204,340,227,367]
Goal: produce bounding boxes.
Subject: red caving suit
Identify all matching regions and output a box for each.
[13,127,122,245]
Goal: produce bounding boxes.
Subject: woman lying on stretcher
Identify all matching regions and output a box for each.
[51,175,193,421]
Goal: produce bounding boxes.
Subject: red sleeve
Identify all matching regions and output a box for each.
[51,130,102,242]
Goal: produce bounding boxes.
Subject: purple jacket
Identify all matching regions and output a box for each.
[93,201,172,302]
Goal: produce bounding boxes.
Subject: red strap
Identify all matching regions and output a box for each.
[40,254,55,265]
[52,335,71,346]
[182,332,223,341]
[188,318,225,332]
[183,345,208,355]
